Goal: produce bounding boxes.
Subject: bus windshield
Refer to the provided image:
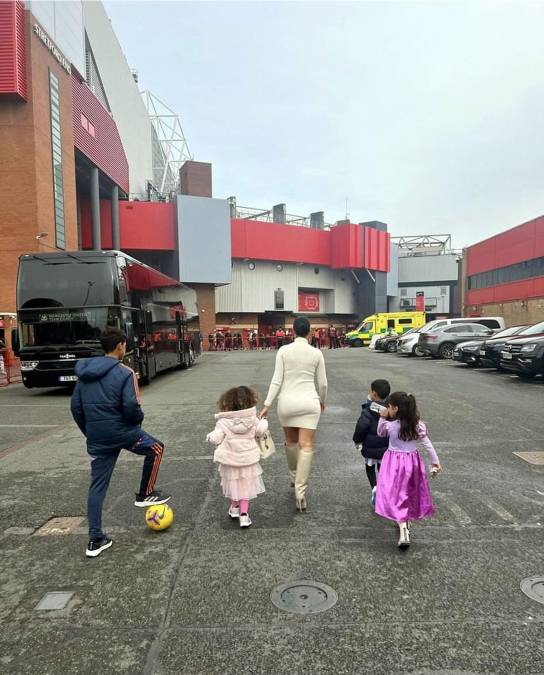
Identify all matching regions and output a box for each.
[358,321,374,333]
[18,257,116,308]
[19,308,117,347]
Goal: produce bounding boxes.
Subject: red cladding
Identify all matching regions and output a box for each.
[72,74,129,193]
[232,219,330,266]
[298,292,320,312]
[330,223,363,269]
[80,201,176,250]
[466,278,544,306]
[364,228,390,272]
[232,219,380,269]
[0,1,27,100]
[466,216,544,276]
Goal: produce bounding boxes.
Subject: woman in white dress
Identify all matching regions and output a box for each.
[261,317,328,511]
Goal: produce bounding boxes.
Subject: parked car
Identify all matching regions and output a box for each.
[419,316,506,334]
[418,323,495,359]
[500,334,544,378]
[375,333,400,353]
[453,325,528,366]
[478,324,541,368]
[397,329,424,356]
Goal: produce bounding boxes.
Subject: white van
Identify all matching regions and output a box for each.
[420,316,506,334]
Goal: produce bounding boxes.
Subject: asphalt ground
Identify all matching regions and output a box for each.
[0,348,543,674]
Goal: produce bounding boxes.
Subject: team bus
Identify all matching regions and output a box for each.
[15,250,200,388]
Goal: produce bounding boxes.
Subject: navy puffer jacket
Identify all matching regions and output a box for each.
[71,356,144,454]
[352,399,389,460]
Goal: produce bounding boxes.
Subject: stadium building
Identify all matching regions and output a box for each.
[1,0,462,350]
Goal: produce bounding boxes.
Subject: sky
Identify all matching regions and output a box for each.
[104,0,544,248]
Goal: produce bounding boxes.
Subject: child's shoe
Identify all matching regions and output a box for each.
[371,486,377,506]
[228,505,240,519]
[239,514,252,528]
[398,523,410,550]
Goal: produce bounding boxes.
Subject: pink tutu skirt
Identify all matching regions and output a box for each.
[218,462,265,501]
[375,450,435,522]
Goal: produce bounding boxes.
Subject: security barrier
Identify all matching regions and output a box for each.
[0,349,22,387]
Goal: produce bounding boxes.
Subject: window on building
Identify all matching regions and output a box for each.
[80,113,96,138]
[468,256,544,290]
[400,288,407,296]
[49,71,65,249]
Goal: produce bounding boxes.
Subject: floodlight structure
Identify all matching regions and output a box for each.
[142,90,192,195]
[391,234,458,257]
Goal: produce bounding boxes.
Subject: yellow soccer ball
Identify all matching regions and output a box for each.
[145,503,174,531]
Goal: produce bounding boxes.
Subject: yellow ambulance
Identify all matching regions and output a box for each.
[346,311,426,347]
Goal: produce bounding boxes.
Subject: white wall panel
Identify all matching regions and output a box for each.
[82,1,153,196]
[216,262,357,315]
[29,1,85,76]
[399,254,459,283]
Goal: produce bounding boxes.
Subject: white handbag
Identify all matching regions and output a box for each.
[257,431,276,459]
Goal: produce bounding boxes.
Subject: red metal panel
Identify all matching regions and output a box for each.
[466,216,544,275]
[364,227,390,272]
[231,219,330,266]
[466,279,539,306]
[330,223,363,269]
[0,1,27,100]
[72,74,129,193]
[120,202,176,250]
[80,200,176,251]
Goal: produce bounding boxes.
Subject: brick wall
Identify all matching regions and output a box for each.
[0,12,77,311]
[193,283,216,350]
[465,299,544,326]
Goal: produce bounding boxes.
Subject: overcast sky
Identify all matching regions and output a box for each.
[105,0,544,248]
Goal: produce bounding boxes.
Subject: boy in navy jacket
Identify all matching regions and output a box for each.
[352,379,391,505]
[71,328,170,558]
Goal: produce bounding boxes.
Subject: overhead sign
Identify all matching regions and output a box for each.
[33,23,71,74]
[299,292,320,313]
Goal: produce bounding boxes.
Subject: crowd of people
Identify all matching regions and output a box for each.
[208,324,347,351]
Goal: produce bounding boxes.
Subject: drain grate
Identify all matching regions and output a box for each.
[34,517,84,536]
[35,591,74,611]
[520,577,544,605]
[271,580,338,615]
[513,452,544,465]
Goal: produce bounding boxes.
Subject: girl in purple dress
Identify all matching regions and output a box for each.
[376,392,441,549]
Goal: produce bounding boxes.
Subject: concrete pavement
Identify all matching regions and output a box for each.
[0,349,543,674]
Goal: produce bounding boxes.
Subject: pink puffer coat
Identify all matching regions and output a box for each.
[206,406,268,467]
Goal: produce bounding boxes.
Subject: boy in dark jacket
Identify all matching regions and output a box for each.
[352,379,391,505]
[71,328,170,558]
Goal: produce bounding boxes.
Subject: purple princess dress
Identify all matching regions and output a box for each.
[375,417,439,522]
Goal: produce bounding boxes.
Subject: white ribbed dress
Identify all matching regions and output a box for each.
[264,337,328,429]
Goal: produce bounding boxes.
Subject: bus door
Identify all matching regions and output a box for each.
[142,310,156,381]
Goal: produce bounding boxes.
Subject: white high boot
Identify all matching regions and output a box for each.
[294,450,313,511]
[284,443,299,487]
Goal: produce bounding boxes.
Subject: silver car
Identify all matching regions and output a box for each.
[397,329,424,356]
[418,323,495,359]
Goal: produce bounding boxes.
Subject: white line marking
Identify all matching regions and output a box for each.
[481,497,517,523]
[0,424,61,428]
[437,493,472,525]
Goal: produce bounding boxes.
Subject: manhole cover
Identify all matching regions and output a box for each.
[34,517,84,536]
[271,580,338,615]
[35,591,74,611]
[520,577,544,605]
[513,452,544,465]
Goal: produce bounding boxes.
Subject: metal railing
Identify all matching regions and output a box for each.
[0,349,21,387]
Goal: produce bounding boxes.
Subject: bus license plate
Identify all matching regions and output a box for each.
[60,375,78,382]
[501,352,512,360]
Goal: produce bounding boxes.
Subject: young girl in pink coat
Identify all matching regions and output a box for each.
[207,386,268,528]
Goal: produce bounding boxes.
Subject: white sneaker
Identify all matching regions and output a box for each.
[228,506,240,519]
[398,524,410,549]
[239,514,252,528]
